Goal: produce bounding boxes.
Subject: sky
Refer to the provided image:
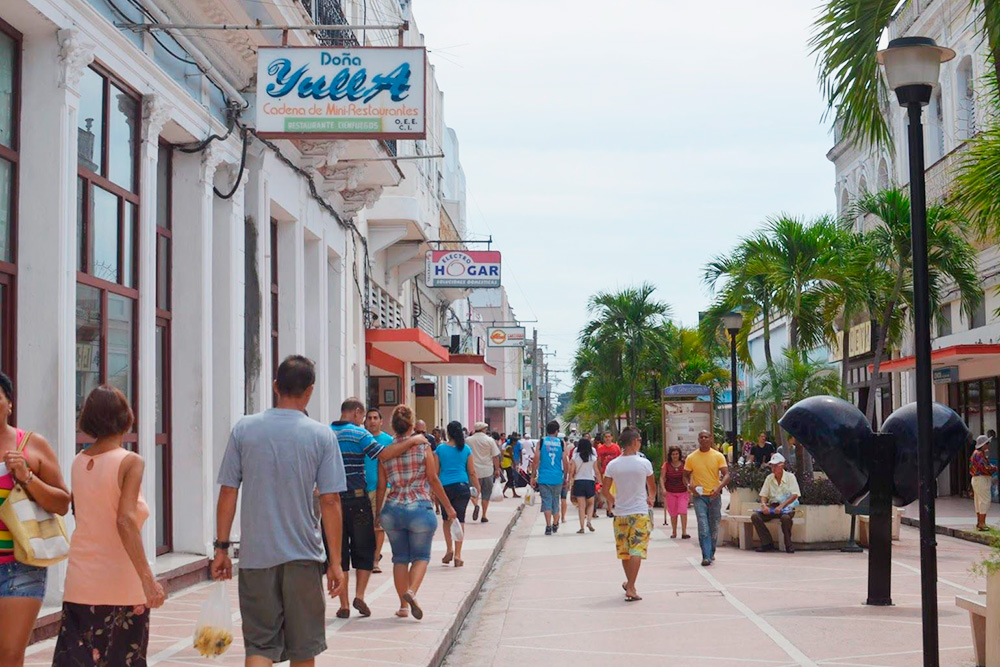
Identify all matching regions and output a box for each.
[412,1,837,390]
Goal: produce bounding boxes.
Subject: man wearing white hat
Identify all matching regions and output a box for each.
[750,453,800,553]
[970,435,997,531]
[467,422,500,523]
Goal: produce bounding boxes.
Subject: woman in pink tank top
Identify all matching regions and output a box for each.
[53,386,165,667]
[0,370,70,667]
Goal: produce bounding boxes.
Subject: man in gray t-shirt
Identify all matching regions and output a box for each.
[212,356,347,664]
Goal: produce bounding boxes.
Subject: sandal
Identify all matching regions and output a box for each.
[587,522,595,532]
[403,591,423,620]
[395,607,409,618]
[336,608,350,619]
[682,534,692,539]
[454,558,464,567]
[624,594,643,602]
[442,551,454,564]
[577,528,585,534]
[352,598,371,617]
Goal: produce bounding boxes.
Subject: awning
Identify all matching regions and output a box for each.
[366,328,450,365]
[415,354,497,377]
[871,344,1000,373]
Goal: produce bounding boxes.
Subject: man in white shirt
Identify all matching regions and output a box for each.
[467,421,500,523]
[602,428,655,602]
[751,453,800,554]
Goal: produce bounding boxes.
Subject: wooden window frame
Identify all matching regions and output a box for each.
[0,18,21,402]
[75,62,140,450]
[155,142,172,555]
[270,218,278,404]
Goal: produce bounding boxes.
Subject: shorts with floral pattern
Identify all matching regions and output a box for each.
[613,514,652,560]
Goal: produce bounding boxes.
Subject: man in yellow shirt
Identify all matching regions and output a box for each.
[683,431,730,566]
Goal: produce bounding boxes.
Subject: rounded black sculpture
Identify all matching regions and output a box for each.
[778,395,872,504]
[879,402,971,506]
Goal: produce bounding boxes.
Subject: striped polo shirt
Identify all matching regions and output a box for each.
[331,421,383,493]
[0,462,14,562]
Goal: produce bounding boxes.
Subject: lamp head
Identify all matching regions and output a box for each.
[877,37,955,107]
[721,311,744,334]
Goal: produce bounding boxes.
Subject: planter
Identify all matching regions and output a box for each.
[729,487,759,516]
[792,504,852,544]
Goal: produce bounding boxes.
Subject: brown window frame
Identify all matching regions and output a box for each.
[75,62,140,451]
[0,17,21,403]
[270,218,278,404]
[155,142,172,554]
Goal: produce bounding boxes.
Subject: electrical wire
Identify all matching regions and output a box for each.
[213,126,249,199]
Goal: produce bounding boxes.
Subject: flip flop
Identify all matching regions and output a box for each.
[625,594,643,602]
[455,559,464,567]
[403,591,423,620]
[336,608,350,619]
[395,608,409,618]
[442,551,454,564]
[577,528,585,534]
[682,534,692,539]
[352,598,371,617]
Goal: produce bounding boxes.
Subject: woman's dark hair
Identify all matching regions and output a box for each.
[577,437,593,462]
[447,421,465,449]
[667,445,683,463]
[0,371,13,402]
[78,385,134,438]
[391,405,414,436]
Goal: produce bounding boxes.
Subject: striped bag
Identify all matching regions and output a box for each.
[0,432,70,567]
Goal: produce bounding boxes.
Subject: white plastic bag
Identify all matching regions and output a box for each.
[470,485,479,499]
[193,582,234,658]
[524,487,535,506]
[491,480,504,501]
[450,519,464,542]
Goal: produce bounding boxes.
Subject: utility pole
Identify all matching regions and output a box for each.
[531,329,539,438]
[543,364,551,425]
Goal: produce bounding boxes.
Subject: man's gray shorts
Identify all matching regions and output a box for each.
[238,560,327,663]
[478,475,495,500]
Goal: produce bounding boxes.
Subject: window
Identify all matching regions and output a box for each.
[958,57,976,140]
[270,218,279,404]
[75,65,140,449]
[0,20,19,386]
[155,143,172,554]
[927,90,945,163]
[877,158,889,191]
[972,300,987,330]
[937,303,952,337]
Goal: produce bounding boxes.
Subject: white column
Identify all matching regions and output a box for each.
[276,217,305,360]
[327,252,345,414]
[170,144,223,555]
[243,148,269,413]
[212,163,246,486]
[16,29,95,602]
[138,94,171,562]
[304,232,328,420]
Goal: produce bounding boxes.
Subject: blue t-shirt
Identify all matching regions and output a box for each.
[513,441,523,466]
[217,409,347,569]
[436,444,473,486]
[331,421,383,492]
[537,436,565,486]
[365,431,394,492]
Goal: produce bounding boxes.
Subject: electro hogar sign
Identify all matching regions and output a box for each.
[425,251,502,288]
[255,46,427,139]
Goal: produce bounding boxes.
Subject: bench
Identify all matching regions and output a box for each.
[857,507,903,547]
[956,594,986,667]
[729,514,804,551]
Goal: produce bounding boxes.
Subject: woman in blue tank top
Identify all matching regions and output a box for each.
[435,422,479,567]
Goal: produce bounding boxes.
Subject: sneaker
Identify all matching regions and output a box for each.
[701,558,711,566]
[786,546,795,554]
[545,525,553,536]
[552,522,559,534]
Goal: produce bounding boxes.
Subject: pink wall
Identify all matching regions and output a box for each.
[468,379,484,425]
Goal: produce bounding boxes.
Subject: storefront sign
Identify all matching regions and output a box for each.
[933,366,958,384]
[255,47,426,139]
[831,321,874,361]
[425,251,501,288]
[487,326,525,347]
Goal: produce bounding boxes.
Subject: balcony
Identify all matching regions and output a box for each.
[297,0,360,47]
[368,282,405,330]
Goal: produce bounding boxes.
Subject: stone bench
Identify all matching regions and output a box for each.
[857,507,903,547]
[956,594,986,667]
[728,514,804,551]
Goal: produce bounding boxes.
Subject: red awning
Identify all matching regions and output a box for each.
[366,328,450,366]
[415,354,497,377]
[871,344,1000,373]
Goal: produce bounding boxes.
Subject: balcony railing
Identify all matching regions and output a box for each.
[368,282,405,329]
[298,0,360,47]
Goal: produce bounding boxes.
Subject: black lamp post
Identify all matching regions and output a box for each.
[722,311,744,465]
[877,36,955,667]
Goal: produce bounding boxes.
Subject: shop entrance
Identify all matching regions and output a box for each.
[947,378,998,498]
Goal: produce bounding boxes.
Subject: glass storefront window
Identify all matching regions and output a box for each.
[91,186,118,283]
[77,68,103,173]
[0,31,14,149]
[106,293,133,405]
[0,157,10,263]
[122,200,134,288]
[75,285,102,416]
[108,85,137,192]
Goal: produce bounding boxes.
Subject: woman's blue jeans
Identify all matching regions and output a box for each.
[692,495,722,561]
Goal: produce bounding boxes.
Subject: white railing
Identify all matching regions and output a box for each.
[368,282,405,329]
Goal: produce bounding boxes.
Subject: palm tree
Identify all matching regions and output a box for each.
[853,188,983,420]
[580,283,672,428]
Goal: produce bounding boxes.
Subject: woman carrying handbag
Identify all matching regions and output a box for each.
[0,371,70,667]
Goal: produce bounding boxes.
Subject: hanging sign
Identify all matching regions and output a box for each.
[425,251,502,288]
[255,46,427,139]
[487,327,526,347]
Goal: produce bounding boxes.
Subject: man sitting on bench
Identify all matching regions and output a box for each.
[751,453,800,554]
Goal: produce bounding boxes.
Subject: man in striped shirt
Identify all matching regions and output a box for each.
[331,398,425,618]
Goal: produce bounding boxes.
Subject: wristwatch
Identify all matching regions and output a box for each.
[213,540,231,551]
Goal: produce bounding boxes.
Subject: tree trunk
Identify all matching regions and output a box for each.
[841,324,851,395]
[761,306,783,445]
[865,269,905,423]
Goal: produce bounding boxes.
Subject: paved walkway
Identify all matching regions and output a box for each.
[902,495,1000,534]
[446,506,992,667]
[24,497,523,667]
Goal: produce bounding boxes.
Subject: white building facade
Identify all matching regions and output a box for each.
[829,0,999,497]
[1,0,494,605]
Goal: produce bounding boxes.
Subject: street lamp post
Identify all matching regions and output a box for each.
[877,36,955,667]
[721,312,744,466]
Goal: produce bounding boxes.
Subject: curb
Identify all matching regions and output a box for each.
[900,517,993,546]
[428,501,527,667]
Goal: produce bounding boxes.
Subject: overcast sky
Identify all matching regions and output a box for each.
[413,1,836,389]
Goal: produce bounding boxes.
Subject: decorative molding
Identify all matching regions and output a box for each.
[142,95,173,141]
[218,163,248,200]
[57,29,96,93]
[326,165,366,193]
[201,142,226,185]
[341,187,383,215]
[297,140,349,169]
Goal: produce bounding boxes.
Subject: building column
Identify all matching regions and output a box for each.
[327,251,346,414]
[276,217,305,361]
[212,163,246,486]
[243,148,268,413]
[170,144,223,555]
[137,94,171,561]
[304,231,328,419]
[16,28,95,601]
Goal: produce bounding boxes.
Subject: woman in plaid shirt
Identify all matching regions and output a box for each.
[378,405,456,620]
[971,434,998,531]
